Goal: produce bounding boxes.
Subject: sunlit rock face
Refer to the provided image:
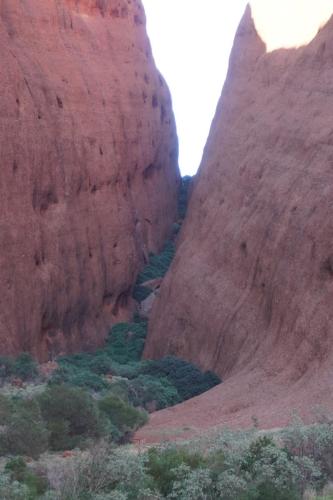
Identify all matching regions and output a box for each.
[141,2,333,440]
[0,0,179,359]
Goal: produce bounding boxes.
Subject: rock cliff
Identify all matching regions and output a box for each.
[141,2,333,439]
[0,0,179,359]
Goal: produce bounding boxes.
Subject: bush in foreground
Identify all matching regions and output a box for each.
[38,385,103,451]
[0,353,37,382]
[0,472,29,500]
[5,457,48,498]
[0,423,331,499]
[0,398,48,459]
[99,395,148,442]
[147,446,206,497]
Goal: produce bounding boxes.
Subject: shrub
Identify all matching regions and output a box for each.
[50,363,108,392]
[99,395,148,441]
[106,322,147,364]
[0,394,13,425]
[5,457,48,498]
[172,222,181,235]
[88,353,113,375]
[47,419,73,451]
[49,445,150,500]
[132,285,153,303]
[53,352,93,377]
[215,470,248,500]
[236,431,321,498]
[243,443,317,500]
[48,363,77,385]
[57,352,93,368]
[132,312,147,324]
[0,398,48,458]
[0,473,29,500]
[12,353,38,381]
[22,468,48,498]
[38,385,102,450]
[136,241,175,285]
[146,446,206,497]
[128,374,180,411]
[168,466,213,500]
[282,419,333,480]
[107,378,131,403]
[141,356,221,401]
[5,457,28,482]
[3,426,330,499]
[241,436,277,474]
[0,356,14,379]
[108,361,143,379]
[65,369,109,392]
[0,353,38,382]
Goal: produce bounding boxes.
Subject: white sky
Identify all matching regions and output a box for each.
[143,0,247,175]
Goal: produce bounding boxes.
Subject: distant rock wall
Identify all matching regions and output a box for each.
[0,0,179,359]
[142,3,333,436]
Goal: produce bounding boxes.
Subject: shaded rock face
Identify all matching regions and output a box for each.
[0,0,179,359]
[143,4,333,435]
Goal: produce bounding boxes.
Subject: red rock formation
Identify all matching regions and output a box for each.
[0,0,179,359]
[141,3,333,440]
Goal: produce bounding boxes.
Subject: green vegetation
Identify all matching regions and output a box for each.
[50,343,220,411]
[0,421,331,499]
[132,285,153,302]
[132,238,176,302]
[46,318,220,414]
[135,240,175,286]
[50,361,110,391]
[0,383,147,457]
[5,457,48,499]
[105,321,148,364]
[126,374,181,410]
[141,355,221,401]
[38,385,103,450]
[0,398,48,459]
[99,395,148,441]
[0,318,220,458]
[146,446,206,496]
[0,353,38,381]
[0,394,13,424]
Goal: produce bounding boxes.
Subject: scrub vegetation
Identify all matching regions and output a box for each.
[0,418,333,498]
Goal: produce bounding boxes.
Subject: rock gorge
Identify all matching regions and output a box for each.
[0,0,179,359]
[141,1,333,440]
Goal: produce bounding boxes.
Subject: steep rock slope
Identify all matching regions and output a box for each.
[141,3,333,439]
[0,0,179,359]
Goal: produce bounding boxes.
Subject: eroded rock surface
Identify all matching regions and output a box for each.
[141,3,333,440]
[0,0,179,358]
